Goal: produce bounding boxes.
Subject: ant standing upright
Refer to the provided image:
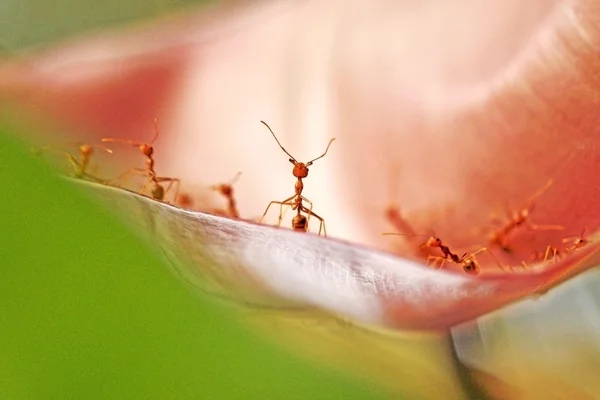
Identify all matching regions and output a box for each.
[259,121,335,237]
[102,118,180,204]
[489,179,563,252]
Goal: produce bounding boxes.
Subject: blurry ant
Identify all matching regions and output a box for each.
[563,226,590,253]
[36,143,113,183]
[384,164,418,236]
[534,226,590,264]
[102,118,180,204]
[210,171,242,218]
[489,179,563,252]
[259,121,335,236]
[176,192,194,209]
[383,232,503,274]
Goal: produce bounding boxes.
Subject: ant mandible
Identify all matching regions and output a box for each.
[259,120,335,236]
[210,171,242,218]
[489,179,563,252]
[102,118,181,204]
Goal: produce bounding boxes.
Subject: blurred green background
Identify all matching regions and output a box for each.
[0,0,216,50]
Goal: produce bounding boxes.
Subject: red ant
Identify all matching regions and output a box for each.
[259,120,335,237]
[534,226,590,264]
[102,118,180,204]
[489,179,563,252]
[36,143,113,183]
[210,171,242,218]
[383,232,503,274]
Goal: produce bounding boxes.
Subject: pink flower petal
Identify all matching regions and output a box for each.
[87,180,600,330]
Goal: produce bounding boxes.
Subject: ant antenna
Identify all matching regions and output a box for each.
[307,138,336,166]
[260,120,336,165]
[151,118,161,144]
[382,232,430,238]
[102,118,161,147]
[260,121,296,162]
[228,171,242,185]
[526,179,553,206]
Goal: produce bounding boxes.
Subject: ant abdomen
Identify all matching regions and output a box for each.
[151,184,165,200]
[141,145,153,156]
[463,261,479,274]
[292,214,308,231]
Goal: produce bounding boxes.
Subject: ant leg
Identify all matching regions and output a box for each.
[279,204,291,221]
[260,199,294,227]
[299,195,314,226]
[139,177,156,197]
[542,245,555,262]
[426,256,446,269]
[483,248,509,272]
[526,223,564,232]
[275,195,296,226]
[156,177,181,204]
[108,168,148,187]
[65,154,83,176]
[300,206,326,237]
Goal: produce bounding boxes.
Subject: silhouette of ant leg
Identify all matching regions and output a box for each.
[108,167,147,187]
[301,205,327,237]
[545,246,560,264]
[273,195,296,225]
[65,154,106,183]
[139,178,154,197]
[484,248,510,272]
[65,154,82,175]
[261,199,294,227]
[279,204,292,221]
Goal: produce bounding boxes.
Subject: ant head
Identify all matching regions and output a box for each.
[293,162,309,178]
[79,144,93,156]
[426,237,442,247]
[463,260,480,274]
[219,184,233,196]
[140,144,154,157]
